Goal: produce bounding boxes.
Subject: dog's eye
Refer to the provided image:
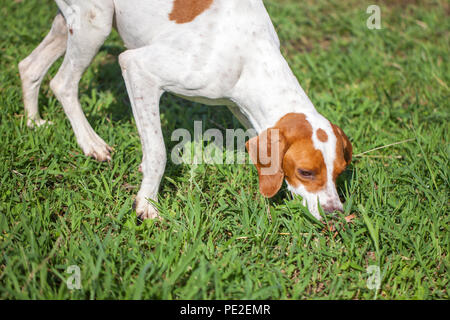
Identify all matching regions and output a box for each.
[297,169,314,179]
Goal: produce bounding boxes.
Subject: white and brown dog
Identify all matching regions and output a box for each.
[19,0,352,221]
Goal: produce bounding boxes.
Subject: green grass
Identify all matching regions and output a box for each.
[0,0,448,299]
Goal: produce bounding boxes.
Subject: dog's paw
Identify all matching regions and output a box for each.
[133,199,162,221]
[81,137,113,162]
[27,118,53,128]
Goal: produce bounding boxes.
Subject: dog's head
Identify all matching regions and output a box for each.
[246,113,352,220]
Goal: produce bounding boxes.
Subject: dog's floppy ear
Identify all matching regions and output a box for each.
[246,128,287,198]
[332,124,352,165]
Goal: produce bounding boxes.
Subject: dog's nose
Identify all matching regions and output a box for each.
[322,203,344,213]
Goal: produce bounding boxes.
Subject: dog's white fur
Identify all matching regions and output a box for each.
[19,0,345,220]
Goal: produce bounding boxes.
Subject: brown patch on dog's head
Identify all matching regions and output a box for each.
[282,140,328,193]
[246,113,329,197]
[246,128,287,197]
[331,123,353,180]
[169,0,214,24]
[316,128,328,142]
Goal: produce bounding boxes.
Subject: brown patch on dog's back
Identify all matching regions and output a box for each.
[169,0,213,24]
[316,128,328,142]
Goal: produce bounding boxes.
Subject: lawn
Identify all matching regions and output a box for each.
[0,0,448,299]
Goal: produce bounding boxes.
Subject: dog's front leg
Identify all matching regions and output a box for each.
[119,50,166,221]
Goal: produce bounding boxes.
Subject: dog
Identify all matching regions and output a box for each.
[19,0,352,221]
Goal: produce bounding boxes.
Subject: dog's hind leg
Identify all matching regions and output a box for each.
[50,1,114,161]
[19,13,67,128]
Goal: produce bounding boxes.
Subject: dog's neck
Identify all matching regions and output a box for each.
[230,45,323,133]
